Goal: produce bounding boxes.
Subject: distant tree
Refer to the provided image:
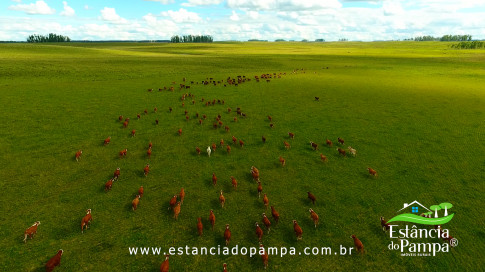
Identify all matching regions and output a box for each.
[451,41,485,49]
[338,38,348,42]
[171,35,213,43]
[275,39,286,42]
[315,39,325,42]
[27,33,70,43]
[301,39,309,42]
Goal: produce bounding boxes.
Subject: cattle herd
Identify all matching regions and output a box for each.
[26,70,384,271]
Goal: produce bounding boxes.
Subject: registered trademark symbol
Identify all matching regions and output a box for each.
[450,238,458,247]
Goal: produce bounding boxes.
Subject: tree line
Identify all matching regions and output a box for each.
[27,33,71,43]
[170,35,213,43]
[412,35,472,42]
[450,41,485,49]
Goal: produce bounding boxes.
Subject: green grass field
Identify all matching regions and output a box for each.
[0,41,484,271]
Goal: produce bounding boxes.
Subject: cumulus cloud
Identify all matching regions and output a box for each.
[226,0,341,11]
[144,0,174,4]
[230,10,239,21]
[100,7,128,24]
[60,1,75,17]
[182,0,223,7]
[9,0,55,15]
[161,8,202,23]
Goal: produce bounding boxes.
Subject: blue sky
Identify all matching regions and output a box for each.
[1,0,484,41]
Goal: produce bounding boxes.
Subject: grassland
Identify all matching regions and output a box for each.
[0,41,484,271]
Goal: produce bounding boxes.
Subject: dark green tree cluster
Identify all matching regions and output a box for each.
[413,35,472,41]
[170,35,213,43]
[450,41,485,49]
[27,33,71,43]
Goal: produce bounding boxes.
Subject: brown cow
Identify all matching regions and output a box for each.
[45,249,63,272]
[23,221,40,243]
[81,209,92,233]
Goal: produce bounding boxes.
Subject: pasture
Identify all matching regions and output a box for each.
[0,41,484,271]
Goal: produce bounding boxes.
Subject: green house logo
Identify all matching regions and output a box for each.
[387,201,454,225]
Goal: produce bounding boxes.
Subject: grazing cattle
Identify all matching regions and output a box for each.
[251,166,260,181]
[45,249,63,272]
[147,147,152,158]
[209,210,216,230]
[119,149,127,158]
[309,208,319,228]
[231,176,237,190]
[367,168,378,177]
[192,217,202,238]
[138,186,144,198]
[186,115,190,121]
[315,96,320,101]
[260,244,268,269]
[173,201,181,220]
[137,114,141,120]
[179,188,185,204]
[227,108,231,113]
[337,148,346,156]
[351,235,364,254]
[104,136,111,145]
[310,141,318,150]
[348,146,357,157]
[213,122,218,129]
[263,193,269,209]
[113,167,121,180]
[308,192,316,205]
[203,114,207,119]
[257,181,263,198]
[268,115,272,122]
[123,121,129,128]
[169,195,177,210]
[320,153,328,162]
[148,142,153,148]
[155,119,159,125]
[226,145,231,154]
[232,136,237,144]
[144,109,148,115]
[225,126,230,132]
[24,221,40,243]
[143,164,150,177]
[293,220,303,240]
[212,173,217,186]
[154,107,157,113]
[199,119,203,125]
[119,115,123,121]
[269,123,274,128]
[220,139,224,147]
[255,222,263,241]
[326,139,333,147]
[160,255,169,272]
[75,150,82,162]
[219,190,226,208]
[169,107,172,113]
[81,209,92,233]
[338,137,345,145]
[262,213,271,233]
[233,117,237,122]
[223,263,228,272]
[279,156,286,166]
[224,224,231,245]
[239,140,244,148]
[288,132,295,139]
[207,146,211,157]
[270,206,279,224]
[380,216,390,232]
[211,143,217,152]
[105,179,114,191]
[132,195,141,211]
[262,136,266,143]
[178,128,182,136]
[284,141,290,149]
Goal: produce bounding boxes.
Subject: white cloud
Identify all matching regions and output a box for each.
[100,7,128,24]
[144,0,174,4]
[84,5,90,10]
[230,10,239,21]
[161,8,202,23]
[246,10,259,19]
[383,0,403,16]
[226,0,341,11]
[11,0,22,3]
[60,1,75,17]
[182,0,223,7]
[9,0,55,15]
